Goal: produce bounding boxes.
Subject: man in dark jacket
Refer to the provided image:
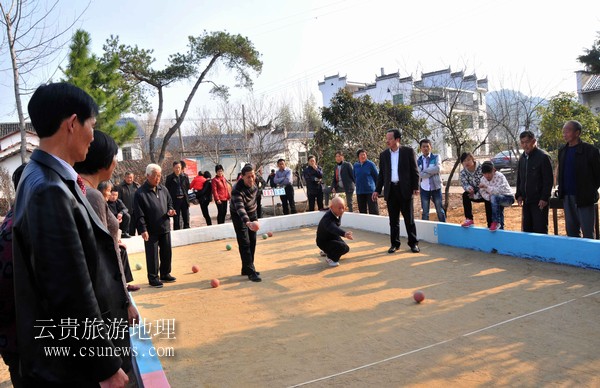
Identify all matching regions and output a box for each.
[134,164,177,287]
[331,151,355,212]
[12,83,130,387]
[117,171,140,236]
[230,165,262,282]
[515,131,554,233]
[165,160,191,230]
[303,155,324,211]
[557,120,600,238]
[373,129,420,253]
[108,187,132,238]
[316,196,353,267]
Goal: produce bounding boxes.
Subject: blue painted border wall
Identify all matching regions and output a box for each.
[437,223,600,270]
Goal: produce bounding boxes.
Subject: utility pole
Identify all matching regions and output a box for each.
[242,104,250,162]
[176,109,185,156]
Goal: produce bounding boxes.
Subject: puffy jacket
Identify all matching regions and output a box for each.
[515,147,553,204]
[558,141,600,206]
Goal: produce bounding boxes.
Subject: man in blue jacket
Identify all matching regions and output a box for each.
[353,149,379,214]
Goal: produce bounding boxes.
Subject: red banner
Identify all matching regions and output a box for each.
[184,158,197,178]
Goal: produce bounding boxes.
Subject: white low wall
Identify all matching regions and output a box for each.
[125,212,599,271]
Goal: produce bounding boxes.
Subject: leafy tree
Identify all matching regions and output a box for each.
[409,70,492,211]
[538,92,600,152]
[62,29,137,145]
[0,0,85,162]
[486,89,546,159]
[578,32,600,74]
[103,30,262,163]
[318,89,427,181]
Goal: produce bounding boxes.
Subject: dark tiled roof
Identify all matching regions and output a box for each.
[0,122,35,138]
[582,74,600,92]
[421,67,451,78]
[376,72,400,81]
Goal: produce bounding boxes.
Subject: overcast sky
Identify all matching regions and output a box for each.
[1,0,599,124]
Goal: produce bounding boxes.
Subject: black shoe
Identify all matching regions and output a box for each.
[388,246,400,254]
[149,279,164,288]
[410,245,420,253]
[248,273,262,282]
[241,270,260,276]
[121,233,131,238]
[160,274,177,283]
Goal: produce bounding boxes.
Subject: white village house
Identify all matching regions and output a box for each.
[319,67,491,160]
[0,123,39,177]
[576,71,600,115]
[190,122,313,182]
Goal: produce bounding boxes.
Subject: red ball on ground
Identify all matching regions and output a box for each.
[211,278,220,288]
[267,231,273,237]
[413,290,425,303]
[191,265,199,273]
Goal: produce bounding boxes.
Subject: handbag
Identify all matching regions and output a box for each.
[187,189,199,205]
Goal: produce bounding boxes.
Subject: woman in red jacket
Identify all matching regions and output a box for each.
[212,164,231,224]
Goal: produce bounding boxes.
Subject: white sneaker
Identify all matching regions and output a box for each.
[325,257,340,267]
[319,250,327,257]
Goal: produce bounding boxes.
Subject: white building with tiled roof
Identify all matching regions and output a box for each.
[576,71,600,115]
[0,122,39,177]
[319,68,489,160]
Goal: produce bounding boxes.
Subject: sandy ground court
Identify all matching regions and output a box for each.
[2,225,600,387]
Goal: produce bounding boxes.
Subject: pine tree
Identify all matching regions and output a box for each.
[62,30,137,145]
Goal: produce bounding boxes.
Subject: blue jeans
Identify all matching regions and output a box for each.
[420,188,446,222]
[490,194,515,229]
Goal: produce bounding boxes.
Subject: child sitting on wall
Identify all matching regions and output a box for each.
[478,161,515,231]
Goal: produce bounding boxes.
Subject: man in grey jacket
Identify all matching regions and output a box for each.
[13,83,130,387]
[417,139,446,222]
[331,151,355,212]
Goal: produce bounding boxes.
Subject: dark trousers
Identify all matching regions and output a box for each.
[216,201,228,224]
[257,196,263,218]
[119,212,131,234]
[128,213,137,236]
[317,238,349,262]
[387,185,418,248]
[521,202,548,234]
[199,200,212,225]
[120,246,133,283]
[335,187,354,212]
[462,192,492,227]
[344,190,354,212]
[307,191,324,211]
[173,197,190,230]
[323,186,333,207]
[280,184,297,214]
[144,232,172,282]
[357,193,379,215]
[231,212,258,275]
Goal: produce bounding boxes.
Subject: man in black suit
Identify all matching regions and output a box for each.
[372,128,420,253]
[117,171,140,236]
[331,150,356,212]
[12,83,130,387]
[135,164,177,288]
[165,160,191,230]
